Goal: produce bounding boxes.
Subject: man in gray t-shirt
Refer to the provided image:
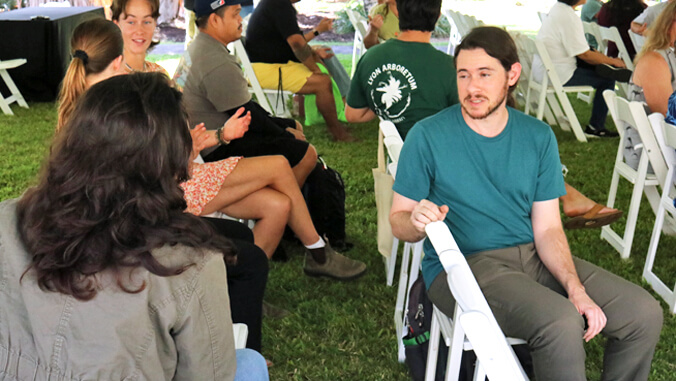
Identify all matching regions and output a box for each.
[173,0,317,185]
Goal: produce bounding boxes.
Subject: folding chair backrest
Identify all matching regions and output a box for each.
[628,30,645,54]
[424,222,528,381]
[346,8,368,41]
[582,21,606,53]
[604,91,668,185]
[534,39,566,89]
[662,120,676,152]
[229,38,275,115]
[597,25,634,70]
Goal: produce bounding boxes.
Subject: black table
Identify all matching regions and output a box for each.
[0,6,104,102]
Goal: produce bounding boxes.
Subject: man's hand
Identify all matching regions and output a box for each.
[411,199,449,233]
[316,18,333,34]
[314,46,335,60]
[632,22,647,36]
[286,126,306,141]
[222,107,251,141]
[610,57,626,68]
[190,123,213,162]
[369,14,384,30]
[568,288,607,342]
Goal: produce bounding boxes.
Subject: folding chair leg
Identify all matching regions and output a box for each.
[394,240,410,363]
[473,361,487,381]
[643,201,672,306]
[546,93,569,131]
[557,91,588,142]
[0,70,28,108]
[425,310,442,381]
[386,237,399,286]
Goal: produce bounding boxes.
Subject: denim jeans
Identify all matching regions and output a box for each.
[235,349,269,380]
[564,66,615,130]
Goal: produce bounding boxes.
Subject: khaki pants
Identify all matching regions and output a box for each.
[428,243,662,381]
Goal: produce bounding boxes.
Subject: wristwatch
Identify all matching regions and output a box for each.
[312,29,319,37]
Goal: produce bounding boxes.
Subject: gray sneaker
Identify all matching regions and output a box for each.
[304,244,367,280]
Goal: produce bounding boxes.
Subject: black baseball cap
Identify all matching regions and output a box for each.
[194,0,246,18]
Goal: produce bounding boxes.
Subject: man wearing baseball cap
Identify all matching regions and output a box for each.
[175,0,319,187]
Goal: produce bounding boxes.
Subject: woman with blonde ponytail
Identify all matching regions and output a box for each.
[57,18,123,131]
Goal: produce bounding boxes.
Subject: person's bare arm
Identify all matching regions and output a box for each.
[364,14,383,49]
[345,105,377,123]
[531,198,607,342]
[577,50,626,67]
[287,34,321,73]
[631,21,647,35]
[303,18,333,42]
[390,193,449,243]
[634,51,672,116]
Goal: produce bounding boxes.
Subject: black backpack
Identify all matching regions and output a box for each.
[302,157,347,246]
[404,277,448,381]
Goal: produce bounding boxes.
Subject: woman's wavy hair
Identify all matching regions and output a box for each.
[18,73,235,301]
[111,0,160,50]
[57,18,123,132]
[454,26,520,108]
[635,0,676,63]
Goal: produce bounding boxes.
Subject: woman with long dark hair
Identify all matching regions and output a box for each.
[2,73,267,380]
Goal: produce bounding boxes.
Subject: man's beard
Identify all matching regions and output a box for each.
[461,82,509,120]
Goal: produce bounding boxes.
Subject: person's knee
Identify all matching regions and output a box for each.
[625,291,663,342]
[268,155,294,177]
[235,348,269,381]
[531,308,585,349]
[311,73,332,93]
[267,191,291,218]
[304,144,318,163]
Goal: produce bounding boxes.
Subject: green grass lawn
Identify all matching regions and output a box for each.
[2,59,676,380]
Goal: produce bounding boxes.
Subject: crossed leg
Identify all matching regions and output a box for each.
[201,155,321,258]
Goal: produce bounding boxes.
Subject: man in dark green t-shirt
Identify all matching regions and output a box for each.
[390,27,662,380]
[345,0,458,139]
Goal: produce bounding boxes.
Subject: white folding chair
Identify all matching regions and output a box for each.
[376,120,426,362]
[525,39,593,142]
[0,59,29,116]
[442,9,463,56]
[537,11,547,23]
[628,30,645,55]
[578,22,605,104]
[346,8,368,77]
[424,222,528,381]
[232,323,249,349]
[582,21,607,55]
[601,90,676,258]
[597,25,634,98]
[229,39,293,117]
[644,118,676,313]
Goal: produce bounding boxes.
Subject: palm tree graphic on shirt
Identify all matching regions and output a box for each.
[376,74,408,110]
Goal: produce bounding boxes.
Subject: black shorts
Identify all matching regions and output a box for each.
[203,102,309,167]
[204,133,308,167]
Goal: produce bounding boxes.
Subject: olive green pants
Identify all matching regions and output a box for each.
[427,243,662,381]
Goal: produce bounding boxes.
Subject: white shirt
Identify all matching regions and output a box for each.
[533,2,589,84]
[633,1,668,26]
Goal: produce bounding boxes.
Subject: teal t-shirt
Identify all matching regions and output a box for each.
[347,39,459,138]
[393,105,566,288]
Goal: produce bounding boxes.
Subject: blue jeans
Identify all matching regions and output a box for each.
[235,349,269,380]
[564,66,615,130]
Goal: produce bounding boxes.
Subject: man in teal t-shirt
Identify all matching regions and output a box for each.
[345,0,458,139]
[390,26,662,380]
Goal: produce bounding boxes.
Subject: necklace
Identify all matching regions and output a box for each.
[124,61,147,73]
